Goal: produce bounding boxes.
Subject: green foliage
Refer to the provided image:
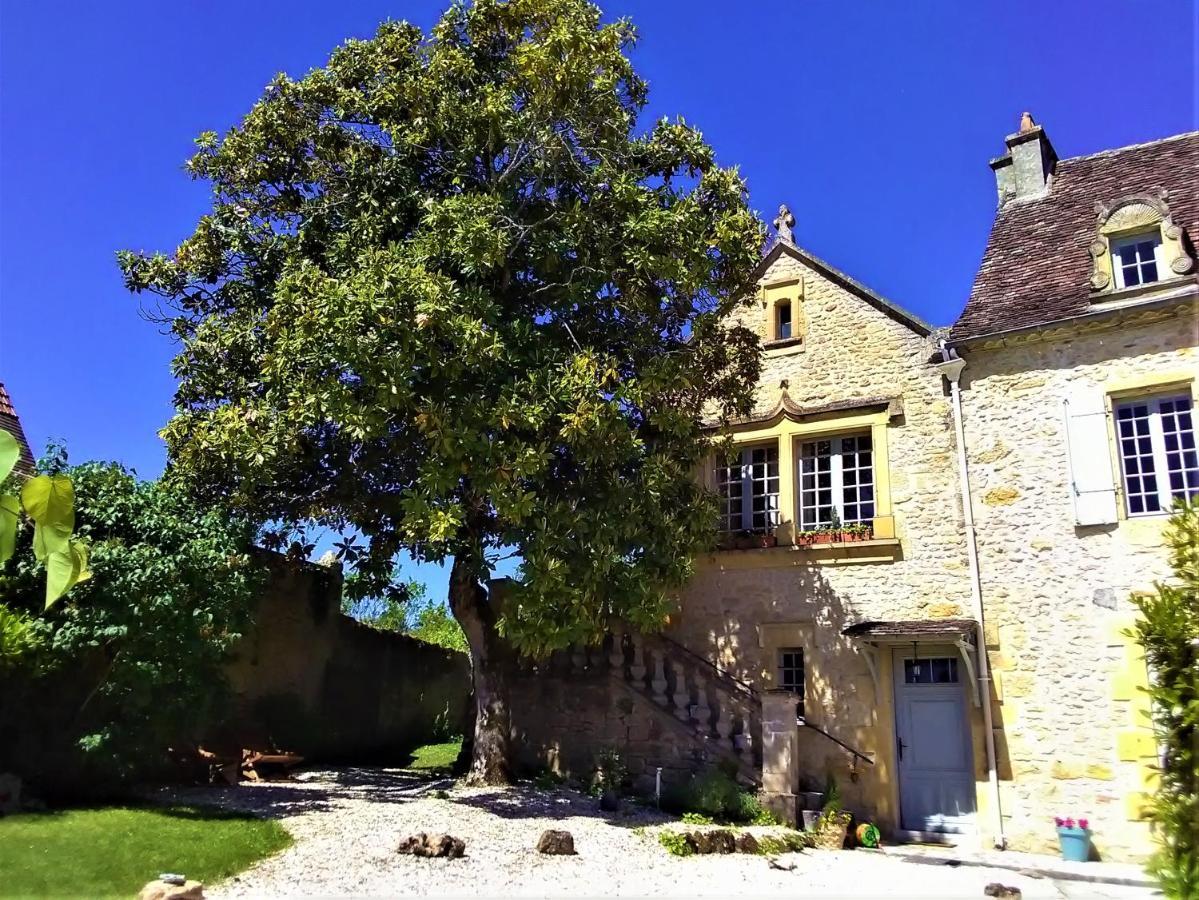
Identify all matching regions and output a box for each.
[756,832,810,855]
[0,805,291,898]
[0,458,259,787]
[0,440,88,609]
[119,0,763,665]
[658,829,695,857]
[748,805,783,827]
[680,812,713,825]
[594,746,628,796]
[1132,499,1199,899]
[342,580,468,653]
[0,604,42,669]
[662,767,763,823]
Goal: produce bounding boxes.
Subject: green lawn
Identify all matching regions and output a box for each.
[404,738,462,772]
[0,805,292,899]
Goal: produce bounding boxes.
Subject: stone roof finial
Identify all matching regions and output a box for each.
[1018,111,1036,133]
[773,204,796,245]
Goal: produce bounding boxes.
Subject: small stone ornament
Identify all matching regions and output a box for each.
[159,875,187,886]
[773,204,796,245]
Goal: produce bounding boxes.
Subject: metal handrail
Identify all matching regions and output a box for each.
[799,716,875,766]
[653,632,760,702]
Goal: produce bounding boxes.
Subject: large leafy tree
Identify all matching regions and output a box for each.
[120,0,762,782]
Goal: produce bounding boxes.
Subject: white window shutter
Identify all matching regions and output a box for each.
[1063,391,1119,525]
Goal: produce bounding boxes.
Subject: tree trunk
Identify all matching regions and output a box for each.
[448,553,513,785]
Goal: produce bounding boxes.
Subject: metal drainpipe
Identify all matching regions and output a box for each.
[936,348,1007,851]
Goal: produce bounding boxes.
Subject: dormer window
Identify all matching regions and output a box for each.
[1090,192,1193,295]
[777,301,793,339]
[1111,232,1161,289]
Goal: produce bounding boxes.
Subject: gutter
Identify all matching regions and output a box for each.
[934,343,1006,851]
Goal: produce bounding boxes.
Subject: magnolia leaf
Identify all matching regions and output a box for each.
[0,432,19,483]
[45,546,82,610]
[0,493,18,563]
[33,520,71,562]
[21,475,75,529]
[71,540,92,585]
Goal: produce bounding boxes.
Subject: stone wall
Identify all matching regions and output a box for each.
[957,303,1195,859]
[215,555,471,762]
[506,650,736,793]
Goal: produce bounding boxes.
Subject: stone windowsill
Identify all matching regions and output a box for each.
[707,537,902,568]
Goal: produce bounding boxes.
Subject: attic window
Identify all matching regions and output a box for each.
[776,301,793,340]
[1111,232,1161,289]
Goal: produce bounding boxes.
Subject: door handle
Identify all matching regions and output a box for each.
[896,736,906,761]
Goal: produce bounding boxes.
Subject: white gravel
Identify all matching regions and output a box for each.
[153,768,1156,898]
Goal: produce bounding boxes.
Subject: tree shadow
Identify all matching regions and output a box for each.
[450,784,676,830]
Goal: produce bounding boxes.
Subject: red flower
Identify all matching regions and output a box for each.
[1054,817,1064,826]
[1079,818,1089,830]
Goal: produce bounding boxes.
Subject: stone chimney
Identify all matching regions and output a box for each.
[988,112,1058,205]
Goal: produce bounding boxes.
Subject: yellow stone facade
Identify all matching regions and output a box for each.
[667,243,982,837]
[956,301,1195,860]
[663,240,1191,861]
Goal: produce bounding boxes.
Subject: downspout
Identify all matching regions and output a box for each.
[936,342,1006,851]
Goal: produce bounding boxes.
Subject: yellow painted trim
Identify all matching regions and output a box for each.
[762,279,805,343]
[1105,370,1196,400]
[1116,730,1155,761]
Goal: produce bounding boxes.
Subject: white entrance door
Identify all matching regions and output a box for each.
[892,648,976,833]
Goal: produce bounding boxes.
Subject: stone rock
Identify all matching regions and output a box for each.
[536,829,576,855]
[689,828,736,854]
[397,832,466,859]
[137,879,204,900]
[0,773,20,815]
[735,832,760,854]
[983,884,1022,900]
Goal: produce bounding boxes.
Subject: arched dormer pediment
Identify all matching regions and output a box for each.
[1089,189,1194,292]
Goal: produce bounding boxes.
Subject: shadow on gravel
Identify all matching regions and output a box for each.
[452,787,675,830]
[151,767,455,820]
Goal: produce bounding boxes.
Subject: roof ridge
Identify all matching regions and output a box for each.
[1059,130,1199,165]
[753,241,935,335]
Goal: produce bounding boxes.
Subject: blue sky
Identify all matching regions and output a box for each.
[1,1,1195,598]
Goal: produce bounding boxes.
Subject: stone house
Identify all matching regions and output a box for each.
[507,121,1196,863]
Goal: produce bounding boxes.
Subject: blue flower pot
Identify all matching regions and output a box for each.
[1057,826,1091,862]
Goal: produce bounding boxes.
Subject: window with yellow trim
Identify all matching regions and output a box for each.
[716,444,780,533]
[797,432,875,529]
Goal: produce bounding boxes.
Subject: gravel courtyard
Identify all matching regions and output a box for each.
[157,768,1158,899]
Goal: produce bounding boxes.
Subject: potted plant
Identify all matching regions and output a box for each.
[595,747,627,812]
[1054,815,1092,862]
[839,522,873,543]
[812,777,852,850]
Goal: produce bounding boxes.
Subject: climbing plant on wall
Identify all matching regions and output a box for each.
[1132,499,1198,900]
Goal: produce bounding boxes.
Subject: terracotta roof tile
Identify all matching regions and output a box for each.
[950,131,1199,342]
[0,383,37,477]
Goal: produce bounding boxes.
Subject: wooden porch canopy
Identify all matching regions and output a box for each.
[841,618,983,708]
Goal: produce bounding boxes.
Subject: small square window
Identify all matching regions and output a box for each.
[778,647,805,718]
[1111,232,1162,289]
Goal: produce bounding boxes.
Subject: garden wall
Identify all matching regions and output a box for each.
[210,555,471,763]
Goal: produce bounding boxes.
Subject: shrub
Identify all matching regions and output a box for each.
[658,830,695,857]
[0,455,259,794]
[1132,500,1198,900]
[757,832,809,855]
[680,812,714,825]
[662,766,764,823]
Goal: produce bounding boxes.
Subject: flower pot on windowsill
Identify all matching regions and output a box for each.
[796,530,837,547]
[837,528,873,543]
[739,532,777,549]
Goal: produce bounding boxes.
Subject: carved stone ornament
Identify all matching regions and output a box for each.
[773,204,796,245]
[1090,189,1194,292]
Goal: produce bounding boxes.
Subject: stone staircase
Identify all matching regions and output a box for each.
[555,628,763,785]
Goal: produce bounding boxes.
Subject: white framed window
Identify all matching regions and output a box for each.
[1114,394,1198,516]
[776,301,792,340]
[778,647,805,718]
[716,445,780,533]
[798,433,875,529]
[1111,232,1162,289]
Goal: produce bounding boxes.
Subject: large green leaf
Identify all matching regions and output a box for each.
[71,540,92,585]
[21,475,75,530]
[33,520,71,562]
[0,493,18,564]
[45,544,83,609]
[0,432,19,483]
